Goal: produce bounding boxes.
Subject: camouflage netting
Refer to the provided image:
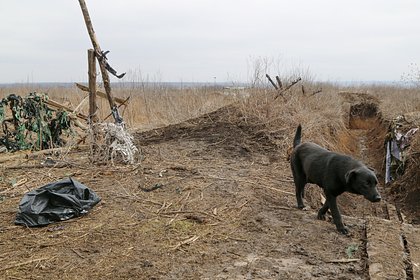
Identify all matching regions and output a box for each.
[0,92,73,152]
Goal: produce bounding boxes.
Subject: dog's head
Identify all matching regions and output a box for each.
[345,167,381,202]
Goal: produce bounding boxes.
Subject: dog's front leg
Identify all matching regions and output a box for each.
[317,202,329,220]
[327,196,348,234]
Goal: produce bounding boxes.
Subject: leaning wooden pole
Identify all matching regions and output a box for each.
[78,0,122,123]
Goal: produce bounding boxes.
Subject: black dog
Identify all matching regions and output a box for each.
[290,125,381,234]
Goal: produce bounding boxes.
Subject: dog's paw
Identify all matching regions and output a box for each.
[297,204,305,209]
[337,227,349,235]
[317,213,326,220]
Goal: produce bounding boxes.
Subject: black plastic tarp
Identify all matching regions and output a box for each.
[15,177,101,227]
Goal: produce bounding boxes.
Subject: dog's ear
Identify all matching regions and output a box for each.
[366,167,379,184]
[345,169,357,184]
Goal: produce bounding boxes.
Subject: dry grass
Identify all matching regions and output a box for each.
[236,84,347,153]
[0,84,236,132]
[1,80,420,279]
[235,83,420,149]
[1,82,419,141]
[340,84,420,120]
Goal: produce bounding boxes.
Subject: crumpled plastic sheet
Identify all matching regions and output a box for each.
[15,177,101,227]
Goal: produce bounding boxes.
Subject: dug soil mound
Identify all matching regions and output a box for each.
[136,105,283,161]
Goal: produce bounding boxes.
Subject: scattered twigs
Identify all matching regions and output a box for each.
[139,183,164,192]
[162,210,223,222]
[71,248,85,259]
[4,162,73,170]
[255,185,294,196]
[0,146,85,164]
[325,258,360,263]
[171,235,200,250]
[0,257,52,272]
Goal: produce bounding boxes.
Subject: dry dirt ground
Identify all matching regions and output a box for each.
[0,95,419,279]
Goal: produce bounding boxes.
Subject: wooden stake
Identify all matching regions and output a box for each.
[78,0,122,123]
[275,76,283,89]
[88,49,98,123]
[266,74,278,90]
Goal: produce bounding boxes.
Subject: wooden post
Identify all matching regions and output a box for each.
[78,0,122,123]
[265,74,278,90]
[88,49,98,123]
[275,76,283,90]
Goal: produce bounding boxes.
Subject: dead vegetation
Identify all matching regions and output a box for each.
[1,81,420,279]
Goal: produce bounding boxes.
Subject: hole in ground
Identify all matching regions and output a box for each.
[349,102,379,129]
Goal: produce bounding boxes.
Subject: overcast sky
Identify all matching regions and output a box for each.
[1,0,419,84]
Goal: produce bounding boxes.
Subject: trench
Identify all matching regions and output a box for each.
[338,102,388,220]
[345,101,414,280]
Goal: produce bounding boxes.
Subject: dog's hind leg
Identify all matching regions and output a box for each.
[293,175,306,209]
[291,153,306,209]
[291,162,306,209]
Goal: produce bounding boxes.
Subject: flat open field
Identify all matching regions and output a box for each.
[1,84,420,279]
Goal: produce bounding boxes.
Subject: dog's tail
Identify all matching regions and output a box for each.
[293,124,302,148]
